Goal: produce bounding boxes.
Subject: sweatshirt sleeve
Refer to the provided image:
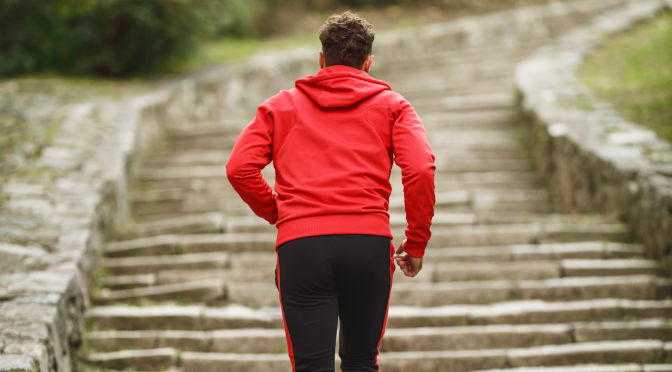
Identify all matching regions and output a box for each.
[392,95,436,257]
[226,101,278,225]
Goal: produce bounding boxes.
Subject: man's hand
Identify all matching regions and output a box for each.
[393,239,423,277]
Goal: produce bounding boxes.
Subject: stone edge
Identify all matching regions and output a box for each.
[515,0,672,276]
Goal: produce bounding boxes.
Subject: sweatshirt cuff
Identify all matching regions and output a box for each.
[404,240,426,258]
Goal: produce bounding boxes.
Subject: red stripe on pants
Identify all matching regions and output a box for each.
[374,241,396,370]
[276,249,296,371]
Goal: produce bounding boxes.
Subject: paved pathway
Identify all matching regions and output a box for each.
[81,13,672,372]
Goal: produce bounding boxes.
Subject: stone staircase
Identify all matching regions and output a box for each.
[80,11,672,372]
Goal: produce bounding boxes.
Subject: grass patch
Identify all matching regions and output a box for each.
[580,11,672,143]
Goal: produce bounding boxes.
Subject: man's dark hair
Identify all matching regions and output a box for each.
[319,11,375,69]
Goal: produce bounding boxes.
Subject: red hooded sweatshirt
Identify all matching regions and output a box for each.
[226,65,435,257]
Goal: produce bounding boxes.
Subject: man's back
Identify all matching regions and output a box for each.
[227,64,435,256]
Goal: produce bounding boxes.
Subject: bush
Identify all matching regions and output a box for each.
[0,0,212,77]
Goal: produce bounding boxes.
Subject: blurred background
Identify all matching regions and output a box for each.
[0,0,565,78]
[0,0,668,185]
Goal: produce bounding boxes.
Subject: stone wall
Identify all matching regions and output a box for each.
[0,0,653,370]
[0,53,322,371]
[516,0,672,276]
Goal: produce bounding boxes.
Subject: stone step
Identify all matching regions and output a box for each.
[165,123,242,140]
[86,299,672,332]
[452,189,549,212]
[220,249,662,285]
[384,319,672,352]
[187,350,293,372]
[128,196,552,221]
[142,147,531,172]
[177,340,667,372]
[94,278,226,304]
[114,213,226,240]
[400,258,662,283]
[390,275,671,307]
[561,259,664,277]
[110,211,571,256]
[84,319,672,354]
[385,65,515,93]
[136,166,229,182]
[399,77,515,100]
[131,196,236,219]
[78,368,181,372]
[101,252,230,275]
[399,171,543,189]
[87,304,283,331]
[101,270,233,290]
[379,52,521,79]
[226,212,614,234]
[85,328,287,354]
[219,211,605,235]
[104,233,275,257]
[103,219,623,258]
[101,274,158,290]
[229,242,645,270]
[135,164,538,185]
[417,147,529,164]
[376,340,668,372]
[227,275,671,308]
[144,126,526,167]
[129,185,548,220]
[100,257,661,291]
[387,299,672,328]
[132,170,542,197]
[427,133,523,151]
[130,181,547,219]
[428,125,522,138]
[421,108,518,129]
[433,157,532,173]
[475,364,672,372]
[387,75,514,98]
[378,43,541,72]
[422,241,645,263]
[167,133,239,151]
[144,149,232,167]
[82,348,177,371]
[424,221,627,248]
[225,212,484,234]
[411,93,515,113]
[130,202,546,223]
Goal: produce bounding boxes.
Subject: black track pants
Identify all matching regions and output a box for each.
[275,234,394,372]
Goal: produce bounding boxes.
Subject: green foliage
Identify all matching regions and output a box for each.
[0,0,214,77]
[581,12,672,143]
[215,0,259,37]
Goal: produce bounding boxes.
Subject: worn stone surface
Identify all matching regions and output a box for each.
[83,348,176,370]
[0,354,38,372]
[516,0,672,276]
[474,364,643,372]
[4,0,672,371]
[507,340,665,366]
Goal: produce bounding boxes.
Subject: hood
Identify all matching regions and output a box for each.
[295,65,391,109]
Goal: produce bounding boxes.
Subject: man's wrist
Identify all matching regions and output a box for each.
[404,240,425,258]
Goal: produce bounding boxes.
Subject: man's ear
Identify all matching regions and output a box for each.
[319,52,325,69]
[362,54,373,72]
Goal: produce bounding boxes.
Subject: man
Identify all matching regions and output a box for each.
[226,10,435,372]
